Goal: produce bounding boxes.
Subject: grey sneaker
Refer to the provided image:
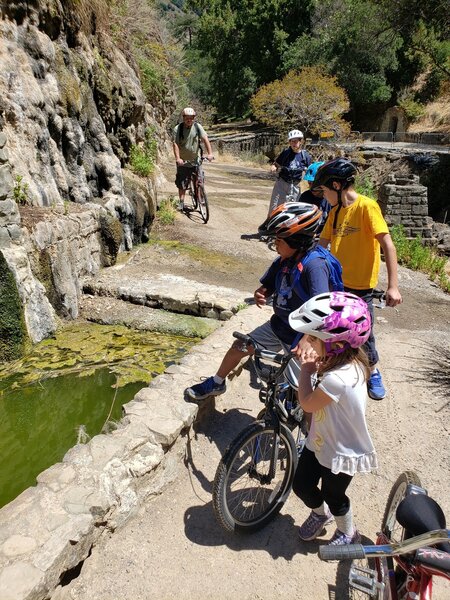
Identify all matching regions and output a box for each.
[298,510,334,541]
[178,201,185,212]
[185,376,226,401]
[328,528,361,545]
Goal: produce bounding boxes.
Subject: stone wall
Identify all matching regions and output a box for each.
[213,131,280,159]
[378,173,433,238]
[0,305,269,600]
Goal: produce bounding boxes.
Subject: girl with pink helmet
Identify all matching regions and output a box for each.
[287,291,378,546]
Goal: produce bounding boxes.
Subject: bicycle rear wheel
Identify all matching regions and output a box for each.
[212,421,297,533]
[382,471,421,542]
[197,185,209,223]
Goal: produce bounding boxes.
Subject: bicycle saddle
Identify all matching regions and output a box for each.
[397,493,450,554]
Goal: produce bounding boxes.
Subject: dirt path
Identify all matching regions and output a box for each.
[60,159,450,600]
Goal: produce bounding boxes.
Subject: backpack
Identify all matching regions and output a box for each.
[291,245,344,303]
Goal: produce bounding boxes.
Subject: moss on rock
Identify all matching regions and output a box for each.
[0,251,28,361]
[100,213,123,266]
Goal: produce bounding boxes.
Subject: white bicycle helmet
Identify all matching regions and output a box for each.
[289,292,371,355]
[288,129,303,141]
[182,107,196,116]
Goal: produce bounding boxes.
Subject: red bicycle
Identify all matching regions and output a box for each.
[319,471,450,599]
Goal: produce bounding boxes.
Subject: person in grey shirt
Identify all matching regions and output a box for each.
[172,107,214,211]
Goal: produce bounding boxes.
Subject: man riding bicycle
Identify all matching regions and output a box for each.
[172,107,214,212]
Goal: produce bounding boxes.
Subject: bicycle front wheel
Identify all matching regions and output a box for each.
[197,185,209,223]
[212,421,297,533]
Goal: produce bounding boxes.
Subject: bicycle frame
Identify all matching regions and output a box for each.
[320,528,450,600]
[373,529,450,600]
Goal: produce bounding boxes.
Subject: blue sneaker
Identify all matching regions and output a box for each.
[368,369,386,400]
[298,510,334,541]
[185,376,226,401]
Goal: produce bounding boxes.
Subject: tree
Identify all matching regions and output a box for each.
[282,0,402,110]
[250,67,350,137]
[189,0,313,117]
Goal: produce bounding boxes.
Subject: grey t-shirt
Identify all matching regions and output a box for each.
[173,122,206,162]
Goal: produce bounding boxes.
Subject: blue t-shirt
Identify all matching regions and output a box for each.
[276,149,312,183]
[260,251,330,345]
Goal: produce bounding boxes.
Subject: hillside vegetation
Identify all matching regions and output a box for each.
[165,0,449,133]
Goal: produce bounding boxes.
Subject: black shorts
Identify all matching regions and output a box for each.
[175,165,197,191]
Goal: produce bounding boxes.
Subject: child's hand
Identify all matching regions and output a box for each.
[385,287,402,307]
[254,286,267,308]
[292,337,318,367]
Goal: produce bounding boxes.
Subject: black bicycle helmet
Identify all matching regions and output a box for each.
[258,202,322,239]
[313,158,357,190]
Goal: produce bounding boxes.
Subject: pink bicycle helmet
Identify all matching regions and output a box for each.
[289,292,371,355]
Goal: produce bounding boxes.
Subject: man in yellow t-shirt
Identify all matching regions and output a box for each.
[315,158,402,400]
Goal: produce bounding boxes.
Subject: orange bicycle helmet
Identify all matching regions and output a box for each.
[258,202,322,239]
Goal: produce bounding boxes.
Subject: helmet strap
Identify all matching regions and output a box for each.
[324,340,349,357]
[332,188,343,234]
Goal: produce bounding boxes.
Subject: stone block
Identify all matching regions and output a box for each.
[0,561,44,600]
[0,165,14,199]
[412,205,428,215]
[0,132,7,148]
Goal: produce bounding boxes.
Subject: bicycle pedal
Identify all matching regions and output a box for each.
[349,564,385,596]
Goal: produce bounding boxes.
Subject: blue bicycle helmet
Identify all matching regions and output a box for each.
[304,161,325,182]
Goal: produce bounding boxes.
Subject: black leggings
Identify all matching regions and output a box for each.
[292,447,353,516]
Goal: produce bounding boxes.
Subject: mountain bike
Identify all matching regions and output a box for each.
[212,332,306,533]
[319,471,450,599]
[183,158,211,224]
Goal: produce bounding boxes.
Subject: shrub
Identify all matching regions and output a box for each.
[355,175,376,199]
[391,225,449,292]
[13,175,29,205]
[157,196,178,225]
[129,127,157,177]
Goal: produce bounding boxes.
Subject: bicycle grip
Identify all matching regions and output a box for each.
[319,544,365,561]
[232,331,252,344]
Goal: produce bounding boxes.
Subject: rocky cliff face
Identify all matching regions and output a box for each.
[0,0,173,353]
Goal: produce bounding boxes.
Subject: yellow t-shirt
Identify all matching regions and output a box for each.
[321,194,389,289]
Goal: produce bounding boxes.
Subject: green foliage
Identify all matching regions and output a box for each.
[129,127,158,177]
[13,175,29,205]
[250,67,350,136]
[0,251,28,361]
[355,175,376,198]
[157,196,178,225]
[398,99,426,121]
[391,225,449,292]
[191,0,313,117]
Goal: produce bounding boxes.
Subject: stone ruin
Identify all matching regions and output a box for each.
[378,173,434,239]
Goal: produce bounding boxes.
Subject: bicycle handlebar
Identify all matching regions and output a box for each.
[319,528,450,562]
[181,157,213,167]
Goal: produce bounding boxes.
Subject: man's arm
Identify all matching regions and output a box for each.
[172,141,184,166]
[376,232,402,306]
[201,134,214,161]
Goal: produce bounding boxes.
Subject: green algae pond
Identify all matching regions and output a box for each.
[0,323,198,508]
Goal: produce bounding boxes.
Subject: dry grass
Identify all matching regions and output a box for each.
[409,94,450,133]
[67,0,111,34]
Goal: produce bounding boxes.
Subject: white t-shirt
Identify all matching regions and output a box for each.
[306,362,378,476]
